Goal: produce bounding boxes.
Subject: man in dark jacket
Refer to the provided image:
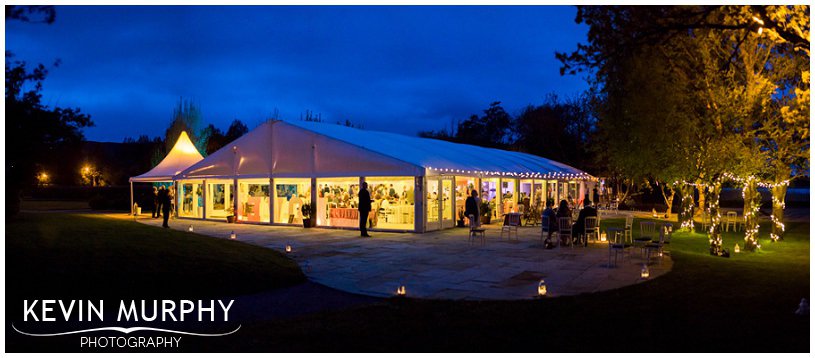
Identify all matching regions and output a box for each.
[358,182,372,237]
[572,198,598,247]
[153,187,161,218]
[159,186,171,228]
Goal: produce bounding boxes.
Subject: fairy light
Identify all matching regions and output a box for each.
[707,180,723,254]
[742,176,761,250]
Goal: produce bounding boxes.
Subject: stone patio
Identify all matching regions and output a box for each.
[126,214,672,300]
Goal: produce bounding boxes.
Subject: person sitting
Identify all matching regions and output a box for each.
[542,199,557,244]
[556,199,572,246]
[572,199,598,247]
[464,190,480,227]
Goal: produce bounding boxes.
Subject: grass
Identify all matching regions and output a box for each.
[19,200,90,211]
[202,217,810,352]
[6,213,305,302]
[5,212,809,352]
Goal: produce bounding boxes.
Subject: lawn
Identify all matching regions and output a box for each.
[206,217,810,352]
[6,213,305,301]
[5,213,809,352]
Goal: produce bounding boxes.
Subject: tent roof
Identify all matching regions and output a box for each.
[287,120,590,178]
[174,120,592,180]
[130,131,205,182]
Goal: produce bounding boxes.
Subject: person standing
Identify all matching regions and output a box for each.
[156,185,167,218]
[358,181,372,237]
[592,187,600,208]
[161,187,171,228]
[152,187,159,218]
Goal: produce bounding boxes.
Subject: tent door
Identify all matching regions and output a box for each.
[440,177,455,229]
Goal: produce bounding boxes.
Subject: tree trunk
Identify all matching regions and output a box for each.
[771,183,788,242]
[679,184,695,232]
[696,182,706,217]
[660,184,675,218]
[742,177,761,250]
[708,182,722,254]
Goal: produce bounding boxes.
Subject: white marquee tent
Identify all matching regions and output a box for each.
[175,120,592,180]
[165,120,595,232]
[129,131,204,214]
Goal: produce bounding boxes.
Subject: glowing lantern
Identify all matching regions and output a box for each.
[285,244,292,253]
[537,279,547,297]
[230,231,237,240]
[188,225,194,232]
[641,265,650,279]
[734,244,740,253]
[652,209,658,218]
[396,285,406,296]
[600,232,607,242]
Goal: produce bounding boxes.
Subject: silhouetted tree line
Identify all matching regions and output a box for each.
[419,95,598,174]
[6,6,92,215]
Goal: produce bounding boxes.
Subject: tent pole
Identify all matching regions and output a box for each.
[130,181,134,215]
[269,178,274,224]
[233,177,239,222]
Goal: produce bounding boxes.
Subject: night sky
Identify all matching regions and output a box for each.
[6,5,590,142]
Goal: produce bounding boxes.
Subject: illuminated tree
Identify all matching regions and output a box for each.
[558,5,809,244]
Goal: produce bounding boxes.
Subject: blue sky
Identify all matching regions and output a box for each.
[6,5,590,142]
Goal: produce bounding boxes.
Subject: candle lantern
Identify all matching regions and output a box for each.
[537,279,547,297]
[641,265,650,279]
[230,231,236,240]
[734,244,740,253]
[285,244,292,253]
[600,232,607,242]
[396,285,407,296]
[188,225,194,232]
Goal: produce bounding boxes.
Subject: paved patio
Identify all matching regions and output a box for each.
[126,214,672,300]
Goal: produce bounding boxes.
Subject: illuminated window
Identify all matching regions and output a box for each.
[501,178,518,213]
[206,180,234,219]
[481,178,499,218]
[316,177,358,227]
[178,180,203,218]
[367,177,415,230]
[274,178,311,224]
[455,177,477,225]
[238,179,270,223]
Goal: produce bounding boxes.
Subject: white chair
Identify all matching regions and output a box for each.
[558,217,573,248]
[646,227,667,264]
[541,214,554,242]
[608,227,630,267]
[500,213,522,241]
[468,215,486,244]
[623,215,634,243]
[636,221,657,258]
[640,221,657,238]
[725,211,738,232]
[584,216,599,244]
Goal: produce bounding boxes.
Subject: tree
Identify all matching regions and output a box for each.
[424,102,513,149]
[557,5,809,245]
[6,7,92,215]
[202,124,226,155]
[156,99,207,164]
[514,93,596,172]
[224,119,249,143]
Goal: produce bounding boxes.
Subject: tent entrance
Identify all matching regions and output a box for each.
[425,176,454,231]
